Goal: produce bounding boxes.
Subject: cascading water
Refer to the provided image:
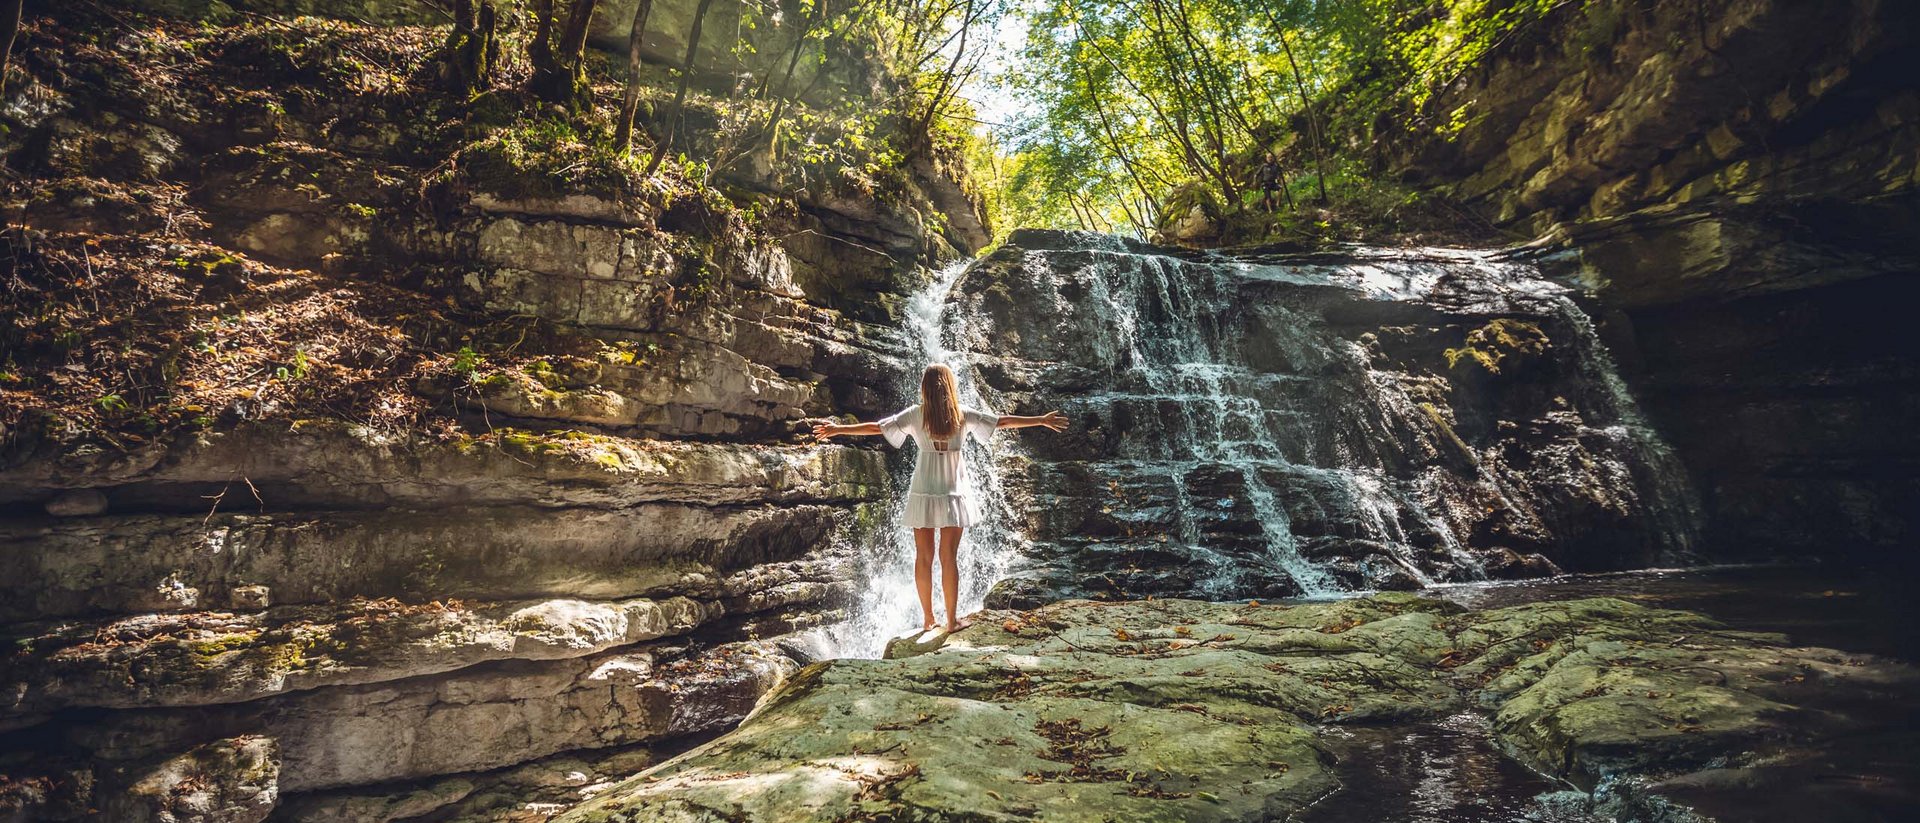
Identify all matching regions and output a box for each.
[813,231,1702,653]
[1549,294,1704,559]
[811,260,1025,658]
[941,230,1702,604]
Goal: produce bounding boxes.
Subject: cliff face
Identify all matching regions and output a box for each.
[0,5,980,820]
[1392,0,1920,561]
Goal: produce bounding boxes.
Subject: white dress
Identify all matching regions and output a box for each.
[879,403,1000,528]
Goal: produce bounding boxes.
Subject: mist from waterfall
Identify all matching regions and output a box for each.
[810,260,1024,659]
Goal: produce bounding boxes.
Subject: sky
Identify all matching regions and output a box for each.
[948,0,1036,142]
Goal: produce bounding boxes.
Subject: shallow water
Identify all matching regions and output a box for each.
[1297,713,1600,823]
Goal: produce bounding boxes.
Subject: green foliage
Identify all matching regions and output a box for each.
[450,346,482,375]
[273,348,312,382]
[458,116,645,198]
[993,0,1589,240]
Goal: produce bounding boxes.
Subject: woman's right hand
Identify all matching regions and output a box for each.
[811,421,839,440]
[1038,411,1069,432]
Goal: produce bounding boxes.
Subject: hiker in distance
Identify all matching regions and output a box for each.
[813,364,1069,633]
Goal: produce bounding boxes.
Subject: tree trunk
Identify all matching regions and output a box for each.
[2,0,27,99]
[645,0,719,174]
[444,0,497,98]
[529,0,598,110]
[1273,24,1330,204]
[529,0,555,73]
[613,0,654,151]
[558,0,599,72]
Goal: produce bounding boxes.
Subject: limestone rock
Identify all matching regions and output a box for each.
[260,639,797,791]
[229,585,271,610]
[0,422,892,512]
[3,595,722,712]
[102,736,279,823]
[553,594,1917,822]
[44,488,108,516]
[0,501,861,622]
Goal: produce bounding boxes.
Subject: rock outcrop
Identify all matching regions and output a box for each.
[949,231,1698,604]
[552,593,1918,821]
[1389,0,1920,561]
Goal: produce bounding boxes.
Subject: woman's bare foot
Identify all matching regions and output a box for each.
[922,617,939,634]
[944,616,972,633]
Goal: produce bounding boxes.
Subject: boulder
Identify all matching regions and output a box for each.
[101,736,280,823]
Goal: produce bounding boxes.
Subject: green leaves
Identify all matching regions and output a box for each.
[991,0,1576,239]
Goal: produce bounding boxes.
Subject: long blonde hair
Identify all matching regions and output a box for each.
[920,364,961,440]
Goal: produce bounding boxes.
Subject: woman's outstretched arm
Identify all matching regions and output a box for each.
[997,411,1069,432]
[813,421,883,439]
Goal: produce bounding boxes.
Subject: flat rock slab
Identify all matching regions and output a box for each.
[3,595,718,711]
[553,593,1918,822]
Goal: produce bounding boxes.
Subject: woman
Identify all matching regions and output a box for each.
[813,364,1067,633]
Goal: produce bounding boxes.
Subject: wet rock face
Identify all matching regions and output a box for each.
[954,231,1698,604]
[1386,0,1920,562]
[550,594,1918,822]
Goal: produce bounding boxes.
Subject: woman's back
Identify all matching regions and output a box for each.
[881,403,999,501]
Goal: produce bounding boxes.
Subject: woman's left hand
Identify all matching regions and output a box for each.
[1037,411,1069,432]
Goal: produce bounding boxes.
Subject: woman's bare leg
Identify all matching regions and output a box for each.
[938,526,966,631]
[913,528,937,632]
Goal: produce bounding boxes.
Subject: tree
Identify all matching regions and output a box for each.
[987,0,1589,235]
[0,0,23,99]
[528,0,601,111]
[644,0,719,173]
[613,0,655,151]
[442,0,499,98]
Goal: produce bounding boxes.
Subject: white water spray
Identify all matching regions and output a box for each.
[811,260,1023,658]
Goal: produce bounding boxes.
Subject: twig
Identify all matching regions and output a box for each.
[202,479,231,524]
[241,475,264,513]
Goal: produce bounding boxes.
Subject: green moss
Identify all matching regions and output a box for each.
[179,631,266,669]
[1444,319,1549,375]
[1418,402,1477,464]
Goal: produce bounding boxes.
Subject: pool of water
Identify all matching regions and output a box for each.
[1420,564,1920,661]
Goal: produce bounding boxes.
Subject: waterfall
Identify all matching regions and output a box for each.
[938,232,1704,602]
[808,233,1705,656]
[810,260,1023,659]
[1549,294,1705,560]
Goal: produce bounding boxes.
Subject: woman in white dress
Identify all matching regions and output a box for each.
[813,364,1067,632]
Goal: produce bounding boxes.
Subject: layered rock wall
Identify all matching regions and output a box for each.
[1393,0,1920,559]
[0,5,978,820]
